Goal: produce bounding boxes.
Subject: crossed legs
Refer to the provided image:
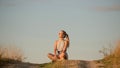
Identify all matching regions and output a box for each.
[47,53,58,62]
[47,52,68,62]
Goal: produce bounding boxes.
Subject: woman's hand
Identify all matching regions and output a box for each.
[59,52,65,59]
[54,54,57,58]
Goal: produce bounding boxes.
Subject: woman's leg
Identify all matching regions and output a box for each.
[59,52,65,60]
[65,53,68,60]
[47,53,57,62]
[59,53,68,60]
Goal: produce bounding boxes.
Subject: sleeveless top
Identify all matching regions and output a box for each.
[57,40,65,52]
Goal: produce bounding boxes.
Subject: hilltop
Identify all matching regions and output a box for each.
[0,60,104,68]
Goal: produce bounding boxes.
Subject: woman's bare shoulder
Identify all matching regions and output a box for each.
[55,40,58,44]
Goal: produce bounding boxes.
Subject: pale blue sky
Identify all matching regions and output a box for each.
[0,0,120,63]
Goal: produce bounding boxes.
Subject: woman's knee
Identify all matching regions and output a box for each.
[59,53,65,58]
[47,53,51,58]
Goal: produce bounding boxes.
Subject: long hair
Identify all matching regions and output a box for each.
[60,30,70,48]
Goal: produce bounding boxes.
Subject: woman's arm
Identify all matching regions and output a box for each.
[62,40,69,53]
[54,40,57,56]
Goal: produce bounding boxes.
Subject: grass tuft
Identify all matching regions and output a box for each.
[0,45,24,65]
[99,41,120,68]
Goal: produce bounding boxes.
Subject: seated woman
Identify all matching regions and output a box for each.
[47,30,70,62]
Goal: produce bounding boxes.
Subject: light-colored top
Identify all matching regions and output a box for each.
[57,40,65,51]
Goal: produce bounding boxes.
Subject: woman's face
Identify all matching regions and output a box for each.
[58,31,64,38]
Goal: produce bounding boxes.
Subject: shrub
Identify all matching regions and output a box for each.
[99,41,120,68]
[0,45,24,64]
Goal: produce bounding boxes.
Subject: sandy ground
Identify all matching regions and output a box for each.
[0,60,104,68]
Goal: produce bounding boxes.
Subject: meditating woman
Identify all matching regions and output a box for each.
[47,30,70,62]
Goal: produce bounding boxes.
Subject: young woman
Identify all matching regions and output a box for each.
[47,30,70,62]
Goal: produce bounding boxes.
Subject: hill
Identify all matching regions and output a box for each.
[0,60,104,68]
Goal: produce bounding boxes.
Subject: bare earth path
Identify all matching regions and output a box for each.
[0,60,104,68]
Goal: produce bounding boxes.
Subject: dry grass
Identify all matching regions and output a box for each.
[99,40,120,68]
[0,45,24,65]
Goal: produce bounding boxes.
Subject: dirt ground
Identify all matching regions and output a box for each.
[0,60,104,68]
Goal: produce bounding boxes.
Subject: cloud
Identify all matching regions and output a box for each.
[94,5,120,11]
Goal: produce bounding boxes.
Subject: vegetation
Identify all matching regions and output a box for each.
[1,41,120,68]
[0,45,24,65]
[39,62,53,68]
[99,41,120,68]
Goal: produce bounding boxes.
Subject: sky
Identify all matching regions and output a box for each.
[0,0,120,64]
